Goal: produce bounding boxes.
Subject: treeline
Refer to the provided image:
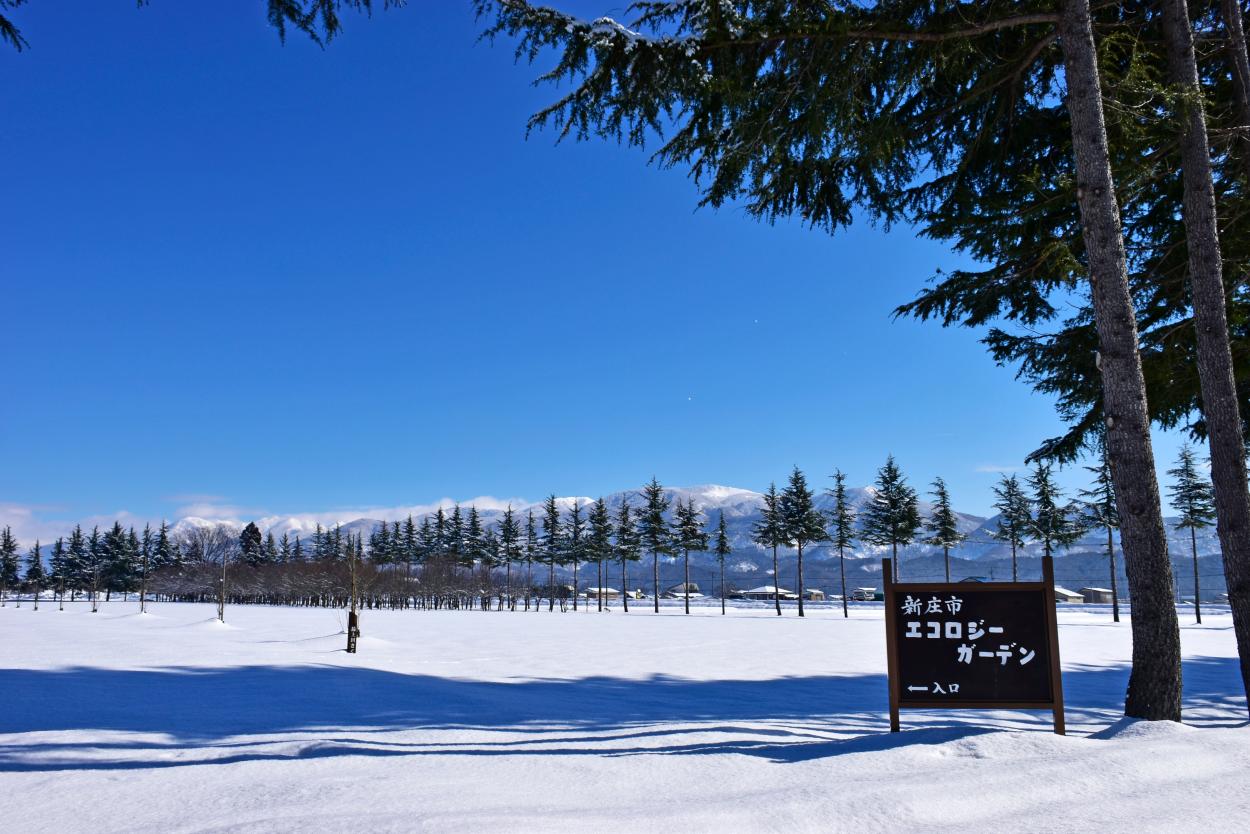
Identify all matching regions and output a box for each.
[1,446,1222,622]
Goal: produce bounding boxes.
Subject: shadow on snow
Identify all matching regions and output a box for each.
[0,655,1242,772]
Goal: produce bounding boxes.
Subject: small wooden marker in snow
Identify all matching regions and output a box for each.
[883,554,1065,735]
[346,611,360,654]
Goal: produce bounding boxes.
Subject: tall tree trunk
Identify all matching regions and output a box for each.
[1220,0,1250,179]
[1011,541,1018,583]
[622,558,629,613]
[1192,527,1203,625]
[1108,524,1121,623]
[597,558,603,612]
[839,546,848,618]
[548,561,554,612]
[653,551,659,613]
[772,544,781,616]
[573,558,579,611]
[140,550,148,614]
[684,549,690,615]
[944,545,950,583]
[1059,0,1181,720]
[796,543,805,618]
[1164,0,1250,711]
[720,559,726,615]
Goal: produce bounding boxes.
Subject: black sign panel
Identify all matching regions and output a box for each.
[891,588,1052,703]
[883,556,1065,734]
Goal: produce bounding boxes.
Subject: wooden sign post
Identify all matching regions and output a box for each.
[884,555,1064,734]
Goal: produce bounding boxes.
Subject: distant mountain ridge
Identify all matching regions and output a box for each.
[170,483,1222,571]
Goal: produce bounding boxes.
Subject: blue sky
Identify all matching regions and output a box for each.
[1,2,1190,538]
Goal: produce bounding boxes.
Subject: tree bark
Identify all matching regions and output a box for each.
[797,543,806,617]
[1163,0,1250,712]
[1192,527,1202,625]
[1059,0,1181,721]
[839,547,848,618]
[1220,0,1250,179]
[622,558,630,613]
[772,544,781,616]
[653,551,659,613]
[1108,524,1121,623]
[684,549,690,615]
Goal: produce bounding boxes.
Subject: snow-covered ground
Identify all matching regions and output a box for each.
[0,601,1245,832]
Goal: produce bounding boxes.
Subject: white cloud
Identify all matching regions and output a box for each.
[974,464,1019,474]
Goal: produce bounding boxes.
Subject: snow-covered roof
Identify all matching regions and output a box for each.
[741,585,795,594]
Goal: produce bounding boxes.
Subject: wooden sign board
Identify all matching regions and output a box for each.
[883,555,1065,734]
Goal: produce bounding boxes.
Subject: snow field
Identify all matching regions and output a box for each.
[0,601,1245,833]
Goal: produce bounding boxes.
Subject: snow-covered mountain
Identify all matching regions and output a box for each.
[170,482,1222,570]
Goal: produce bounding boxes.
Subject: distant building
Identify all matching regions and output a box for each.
[584,587,620,601]
[1080,587,1116,604]
[849,587,877,602]
[732,585,798,601]
[662,582,703,599]
[804,589,826,601]
[1053,586,1083,603]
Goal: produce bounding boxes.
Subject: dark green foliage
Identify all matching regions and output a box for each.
[25,540,44,588]
[1168,444,1217,532]
[239,522,265,567]
[0,526,18,590]
[992,473,1033,581]
[1027,461,1084,558]
[826,469,856,617]
[860,455,921,579]
[924,476,965,581]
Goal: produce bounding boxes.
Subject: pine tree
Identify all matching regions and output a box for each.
[925,477,965,583]
[65,525,88,600]
[1027,462,1084,560]
[292,535,304,563]
[638,477,671,614]
[860,456,921,582]
[447,505,465,566]
[279,532,293,564]
[672,497,708,615]
[565,499,586,611]
[752,483,786,616]
[139,523,153,613]
[154,521,175,570]
[464,506,485,571]
[1168,445,1216,624]
[499,505,522,610]
[25,540,44,609]
[239,522,265,567]
[615,498,641,613]
[0,526,18,606]
[588,498,613,612]
[312,524,325,560]
[524,509,539,612]
[1080,437,1122,621]
[781,466,827,617]
[992,474,1033,584]
[541,495,563,612]
[713,511,732,616]
[480,527,501,608]
[87,526,103,612]
[50,537,66,610]
[826,470,856,619]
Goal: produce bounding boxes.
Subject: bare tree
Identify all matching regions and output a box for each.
[179,524,238,623]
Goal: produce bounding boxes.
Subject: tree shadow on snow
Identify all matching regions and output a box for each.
[0,655,1243,772]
